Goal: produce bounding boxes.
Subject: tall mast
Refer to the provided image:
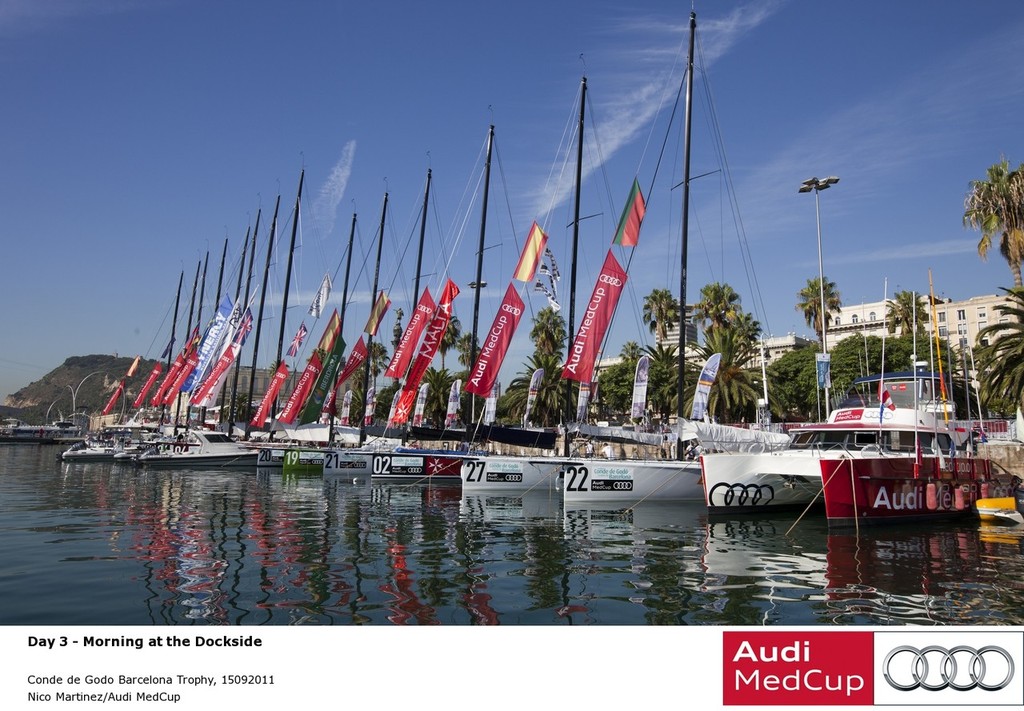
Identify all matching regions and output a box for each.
[328,212,359,446]
[675,11,696,460]
[214,237,229,308]
[174,259,202,434]
[229,211,259,434]
[564,77,586,456]
[160,271,184,427]
[244,196,281,439]
[414,169,431,309]
[268,169,305,439]
[470,125,494,422]
[359,192,389,445]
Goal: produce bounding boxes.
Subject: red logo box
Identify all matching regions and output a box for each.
[723,631,873,706]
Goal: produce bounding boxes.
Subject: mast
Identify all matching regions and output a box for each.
[268,169,305,440]
[359,192,389,446]
[214,237,228,308]
[174,259,201,435]
[160,271,184,427]
[564,77,586,456]
[675,11,696,461]
[414,169,431,312]
[328,212,358,446]
[470,126,495,423]
[229,211,259,434]
[244,196,281,440]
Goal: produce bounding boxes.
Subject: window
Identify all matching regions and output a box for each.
[869,311,877,321]
[978,309,986,319]
[938,312,946,323]
[939,326,948,337]
[957,309,966,321]
[835,317,841,326]
[851,315,858,324]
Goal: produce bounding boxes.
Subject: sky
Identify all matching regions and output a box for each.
[3,0,1024,408]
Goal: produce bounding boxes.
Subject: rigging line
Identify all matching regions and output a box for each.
[382,188,427,304]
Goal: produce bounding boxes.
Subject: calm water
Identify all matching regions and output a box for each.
[2,444,1023,626]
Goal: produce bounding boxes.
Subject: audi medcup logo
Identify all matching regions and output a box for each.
[882,645,1014,691]
[709,482,775,507]
[875,631,1023,706]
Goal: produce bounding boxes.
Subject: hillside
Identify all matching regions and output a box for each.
[4,354,160,424]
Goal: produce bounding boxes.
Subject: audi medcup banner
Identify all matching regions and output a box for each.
[465,283,524,397]
[562,250,627,382]
[722,630,1023,707]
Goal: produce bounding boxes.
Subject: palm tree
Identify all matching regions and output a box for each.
[796,276,842,345]
[420,367,456,425]
[642,288,679,343]
[692,282,741,333]
[366,341,389,379]
[619,340,642,362]
[975,287,1024,410]
[502,353,563,426]
[886,290,927,335]
[643,343,680,422]
[964,158,1024,287]
[439,315,461,369]
[693,326,761,423]
[454,332,477,372]
[529,306,566,357]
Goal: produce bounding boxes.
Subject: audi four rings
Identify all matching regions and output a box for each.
[708,483,775,506]
[882,645,1015,691]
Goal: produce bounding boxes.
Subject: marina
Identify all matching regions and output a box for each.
[4,444,1024,626]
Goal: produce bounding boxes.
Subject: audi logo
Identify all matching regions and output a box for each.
[501,304,523,316]
[598,274,623,286]
[612,481,632,490]
[882,645,1015,692]
[708,483,775,506]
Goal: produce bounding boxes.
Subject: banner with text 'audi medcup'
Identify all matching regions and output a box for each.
[722,630,1023,707]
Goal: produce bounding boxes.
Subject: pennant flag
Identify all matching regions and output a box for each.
[250,362,290,428]
[631,355,651,420]
[483,385,498,425]
[465,283,525,396]
[132,363,163,409]
[300,334,347,425]
[335,337,368,390]
[390,279,460,424]
[445,380,461,428]
[126,356,141,378]
[339,390,353,426]
[278,351,323,424]
[534,279,561,313]
[513,222,548,282]
[182,295,235,393]
[364,291,392,337]
[101,380,126,417]
[691,353,722,421]
[308,273,332,319]
[544,246,561,281]
[160,336,175,359]
[412,384,429,427]
[879,388,896,424]
[522,368,544,427]
[288,322,308,357]
[190,306,254,409]
[364,385,376,426]
[612,178,646,247]
[385,287,436,379]
[576,381,591,422]
[562,251,628,382]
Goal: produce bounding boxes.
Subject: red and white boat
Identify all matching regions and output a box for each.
[701,370,1013,527]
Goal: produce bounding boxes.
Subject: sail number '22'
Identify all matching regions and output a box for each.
[563,465,590,491]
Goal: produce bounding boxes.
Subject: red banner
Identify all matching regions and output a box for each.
[385,288,436,379]
[250,362,290,428]
[324,337,368,417]
[190,343,239,408]
[562,250,628,382]
[278,351,323,424]
[390,279,460,425]
[101,380,125,416]
[132,363,163,409]
[162,350,199,406]
[465,283,524,396]
[151,354,184,406]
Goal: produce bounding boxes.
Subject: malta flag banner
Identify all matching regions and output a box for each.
[364,291,391,336]
[390,278,460,425]
[465,283,524,397]
[513,222,548,282]
[562,250,628,382]
[385,287,436,379]
[612,178,646,247]
[250,362,289,428]
[132,363,163,409]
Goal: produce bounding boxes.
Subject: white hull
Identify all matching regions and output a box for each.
[701,452,825,513]
[460,455,565,492]
[560,458,704,503]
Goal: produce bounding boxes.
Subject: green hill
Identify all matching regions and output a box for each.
[4,354,161,424]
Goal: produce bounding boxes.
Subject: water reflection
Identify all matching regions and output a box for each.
[1,447,1022,626]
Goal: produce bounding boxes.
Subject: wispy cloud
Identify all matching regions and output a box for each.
[312,140,357,238]
[0,0,144,36]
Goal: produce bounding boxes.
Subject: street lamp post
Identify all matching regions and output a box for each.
[69,370,107,430]
[799,176,839,417]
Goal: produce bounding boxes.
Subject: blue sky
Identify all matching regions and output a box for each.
[3,0,1023,408]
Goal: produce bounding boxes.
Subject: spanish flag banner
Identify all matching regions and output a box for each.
[513,222,548,282]
[364,291,391,336]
